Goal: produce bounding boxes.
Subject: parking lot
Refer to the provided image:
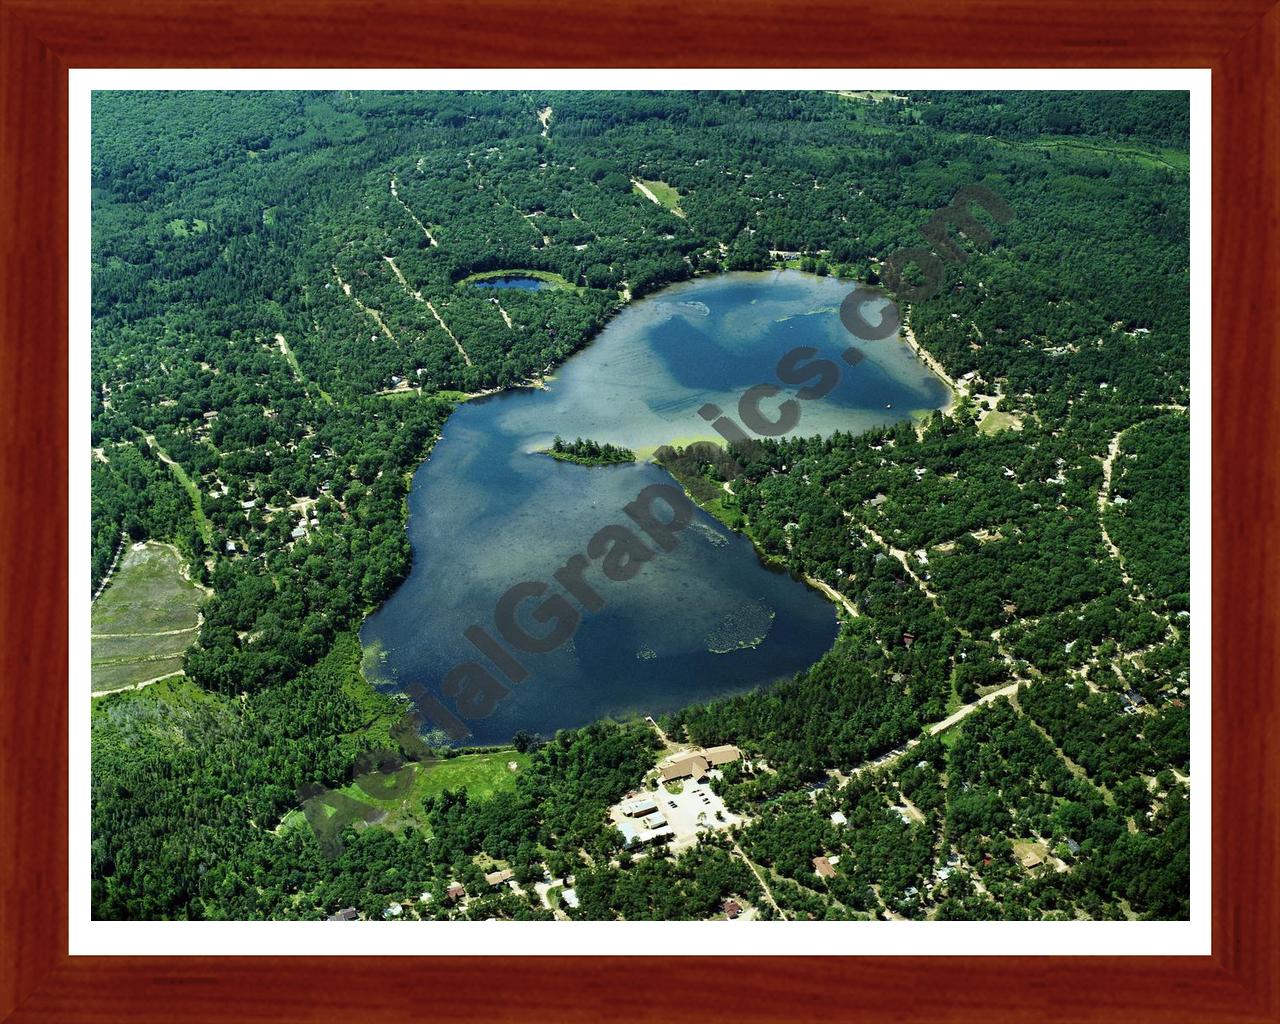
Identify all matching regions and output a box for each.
[656,773,741,852]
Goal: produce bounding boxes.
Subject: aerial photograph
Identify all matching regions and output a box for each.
[90,89,1191,923]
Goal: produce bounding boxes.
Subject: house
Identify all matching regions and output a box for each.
[240,498,257,510]
[813,856,836,879]
[639,825,674,844]
[326,907,358,921]
[619,795,659,817]
[1063,837,1081,856]
[661,754,710,783]
[225,540,237,554]
[640,812,668,830]
[703,744,741,767]
[1017,849,1044,870]
[616,820,641,847]
[383,903,403,919]
[560,888,580,909]
[830,811,848,826]
[902,632,915,649]
[484,869,514,887]
[445,883,465,903]
[723,898,742,920]
[291,525,306,540]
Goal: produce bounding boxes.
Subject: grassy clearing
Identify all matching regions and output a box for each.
[92,543,203,633]
[938,722,965,749]
[633,178,684,216]
[91,657,185,692]
[944,676,963,716]
[138,431,213,547]
[996,135,1189,173]
[831,90,908,103]
[282,749,532,834]
[92,676,236,746]
[92,543,204,693]
[92,630,195,662]
[414,750,530,802]
[167,217,208,237]
[978,410,1023,435]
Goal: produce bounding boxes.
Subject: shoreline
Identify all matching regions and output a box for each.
[360,270,955,702]
[900,318,959,414]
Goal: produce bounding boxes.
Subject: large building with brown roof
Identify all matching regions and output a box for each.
[661,754,710,782]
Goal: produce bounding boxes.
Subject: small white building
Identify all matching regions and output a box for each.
[619,795,659,817]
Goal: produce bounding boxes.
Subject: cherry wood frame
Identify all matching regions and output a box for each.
[2,1,1276,1020]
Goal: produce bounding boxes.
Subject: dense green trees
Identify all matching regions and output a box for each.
[91,89,1191,921]
[546,435,635,465]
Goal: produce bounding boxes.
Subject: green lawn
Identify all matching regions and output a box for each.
[938,722,966,748]
[137,431,213,546]
[282,749,532,834]
[167,217,208,237]
[978,410,1023,435]
[633,178,684,215]
[995,134,1189,174]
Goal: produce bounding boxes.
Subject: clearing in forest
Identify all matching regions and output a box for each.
[632,178,685,217]
[91,542,207,695]
[278,749,531,834]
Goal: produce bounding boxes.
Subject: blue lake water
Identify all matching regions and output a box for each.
[361,271,950,744]
[468,276,552,290]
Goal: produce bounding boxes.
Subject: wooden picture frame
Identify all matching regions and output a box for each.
[2,1,1275,1020]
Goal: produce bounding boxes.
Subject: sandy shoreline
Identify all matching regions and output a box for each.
[900,320,959,413]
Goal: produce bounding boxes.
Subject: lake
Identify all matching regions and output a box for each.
[468,275,552,291]
[361,271,950,744]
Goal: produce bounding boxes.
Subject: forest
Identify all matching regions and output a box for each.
[90,89,1191,922]
[545,435,636,465]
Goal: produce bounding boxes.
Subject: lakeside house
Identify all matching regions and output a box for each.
[659,744,742,783]
[661,754,710,783]
[703,744,741,766]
